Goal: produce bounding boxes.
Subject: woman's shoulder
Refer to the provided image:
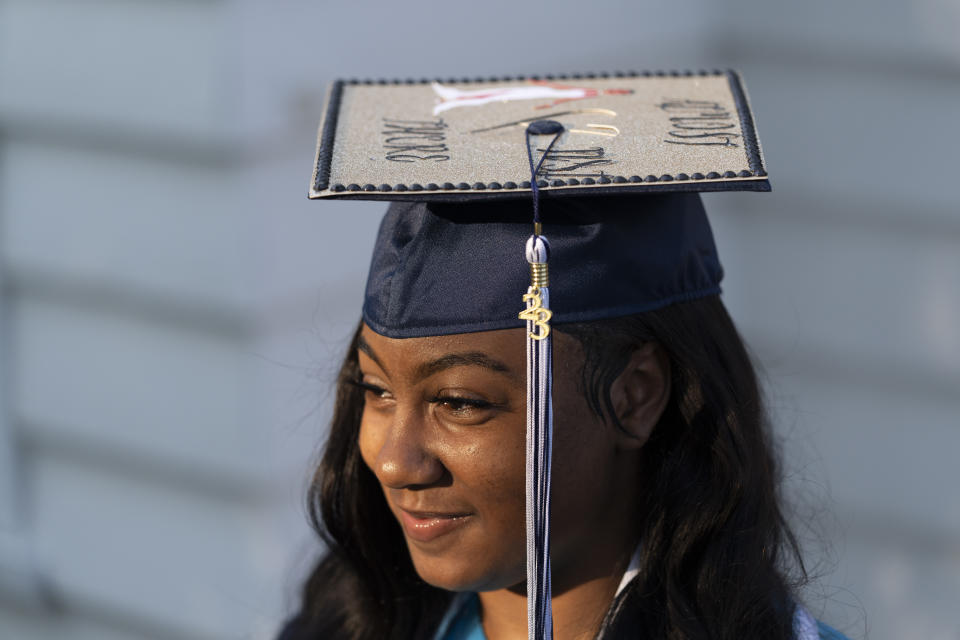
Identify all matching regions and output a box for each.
[795,604,852,640]
[817,620,853,640]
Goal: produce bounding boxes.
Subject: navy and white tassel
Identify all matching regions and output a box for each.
[518,119,563,640]
[520,235,554,640]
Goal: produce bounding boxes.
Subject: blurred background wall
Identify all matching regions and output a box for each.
[0,1,956,638]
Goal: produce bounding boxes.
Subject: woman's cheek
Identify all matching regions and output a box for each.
[357,409,387,472]
[474,433,527,525]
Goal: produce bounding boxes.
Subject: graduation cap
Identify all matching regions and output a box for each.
[308,70,768,640]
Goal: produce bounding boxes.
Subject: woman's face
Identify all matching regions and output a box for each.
[356,324,641,593]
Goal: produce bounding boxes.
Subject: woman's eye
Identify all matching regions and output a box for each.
[441,398,486,411]
[351,379,393,400]
[432,395,496,419]
[366,385,391,399]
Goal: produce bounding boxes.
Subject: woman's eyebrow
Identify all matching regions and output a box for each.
[357,336,517,382]
[356,335,386,372]
[414,352,516,383]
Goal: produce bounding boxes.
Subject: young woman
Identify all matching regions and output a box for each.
[277,195,851,640]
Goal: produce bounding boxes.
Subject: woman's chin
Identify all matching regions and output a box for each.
[409,550,522,593]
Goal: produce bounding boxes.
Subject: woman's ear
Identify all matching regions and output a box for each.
[609,342,671,448]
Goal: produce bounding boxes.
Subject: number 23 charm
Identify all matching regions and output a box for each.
[519,288,552,340]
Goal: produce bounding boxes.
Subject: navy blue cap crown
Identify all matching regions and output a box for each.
[362,193,722,338]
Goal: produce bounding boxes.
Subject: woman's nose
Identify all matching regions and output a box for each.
[372,408,445,490]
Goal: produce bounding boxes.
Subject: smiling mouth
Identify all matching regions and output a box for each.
[397,508,473,544]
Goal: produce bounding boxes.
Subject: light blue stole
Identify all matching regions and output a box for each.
[435,591,850,640]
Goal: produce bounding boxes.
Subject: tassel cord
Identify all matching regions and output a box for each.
[525,125,563,225]
[525,285,553,640]
[523,118,563,640]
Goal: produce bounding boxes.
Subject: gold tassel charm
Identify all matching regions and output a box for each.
[519,288,552,340]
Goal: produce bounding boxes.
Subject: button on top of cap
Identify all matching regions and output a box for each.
[527,120,564,135]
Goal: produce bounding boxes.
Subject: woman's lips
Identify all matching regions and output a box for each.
[397,508,472,544]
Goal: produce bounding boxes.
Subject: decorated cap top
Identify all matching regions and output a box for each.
[310,70,767,202]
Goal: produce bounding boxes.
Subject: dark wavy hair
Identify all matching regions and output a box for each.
[281,296,806,640]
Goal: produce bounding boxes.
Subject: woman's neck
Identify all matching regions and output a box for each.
[476,539,637,640]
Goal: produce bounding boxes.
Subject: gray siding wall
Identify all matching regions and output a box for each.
[709,2,960,638]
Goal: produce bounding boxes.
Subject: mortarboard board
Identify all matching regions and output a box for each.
[308,70,768,640]
[311,71,766,201]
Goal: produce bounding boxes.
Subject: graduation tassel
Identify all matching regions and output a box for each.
[520,233,554,640]
[519,119,563,640]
